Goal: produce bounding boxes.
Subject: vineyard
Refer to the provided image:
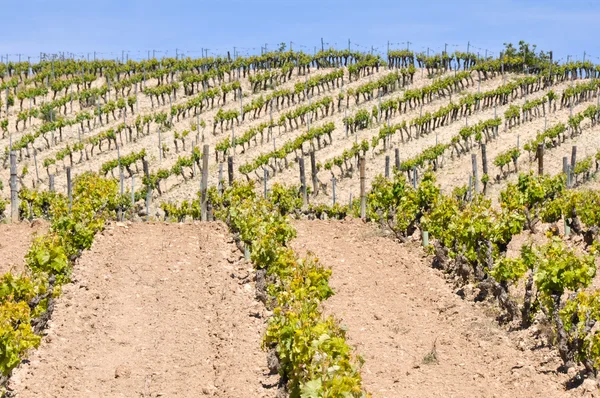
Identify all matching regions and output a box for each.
[1,42,600,396]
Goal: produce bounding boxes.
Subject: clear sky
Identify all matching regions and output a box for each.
[1,0,598,63]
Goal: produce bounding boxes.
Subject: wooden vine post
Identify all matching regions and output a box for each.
[143,159,151,221]
[299,157,308,206]
[66,166,72,213]
[412,167,417,188]
[395,148,400,170]
[263,168,268,198]
[227,156,234,186]
[537,143,544,176]
[471,154,478,194]
[9,151,18,222]
[201,145,209,221]
[571,146,577,172]
[359,157,366,220]
[332,176,336,205]
[131,176,135,220]
[33,148,39,185]
[385,155,390,178]
[310,151,318,197]
[218,163,224,195]
[481,144,488,194]
[191,141,196,177]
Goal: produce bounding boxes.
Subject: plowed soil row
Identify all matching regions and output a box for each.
[9,222,276,397]
[291,219,592,398]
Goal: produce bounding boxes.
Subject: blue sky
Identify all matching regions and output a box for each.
[1,0,598,63]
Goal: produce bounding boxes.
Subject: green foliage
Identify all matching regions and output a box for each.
[26,235,69,283]
[307,203,349,220]
[534,238,595,300]
[160,200,200,222]
[560,291,600,371]
[209,181,366,396]
[268,183,303,216]
[0,301,40,376]
[19,188,63,220]
[0,173,120,376]
[500,172,566,226]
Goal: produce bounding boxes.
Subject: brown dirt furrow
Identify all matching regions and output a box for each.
[291,218,587,398]
[10,221,276,398]
[0,221,47,275]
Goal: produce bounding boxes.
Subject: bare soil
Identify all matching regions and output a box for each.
[0,221,47,275]
[291,218,595,398]
[9,221,277,397]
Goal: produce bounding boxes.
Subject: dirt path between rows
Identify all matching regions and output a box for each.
[292,218,592,398]
[10,221,277,397]
[0,221,47,275]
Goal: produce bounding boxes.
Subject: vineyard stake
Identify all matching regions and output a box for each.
[33,148,39,184]
[227,156,234,186]
[563,157,569,175]
[131,175,135,220]
[263,168,268,198]
[385,155,390,178]
[471,154,478,194]
[201,145,209,221]
[310,151,318,196]
[119,170,124,221]
[143,159,151,221]
[191,140,196,177]
[412,167,417,188]
[359,157,366,220]
[49,174,55,192]
[395,148,400,170]
[422,230,429,247]
[9,151,18,222]
[537,143,544,176]
[571,146,577,171]
[332,176,336,205]
[218,163,224,195]
[481,144,488,194]
[299,157,308,206]
[66,166,72,213]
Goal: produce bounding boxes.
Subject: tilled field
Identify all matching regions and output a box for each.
[291,218,592,398]
[9,222,276,397]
